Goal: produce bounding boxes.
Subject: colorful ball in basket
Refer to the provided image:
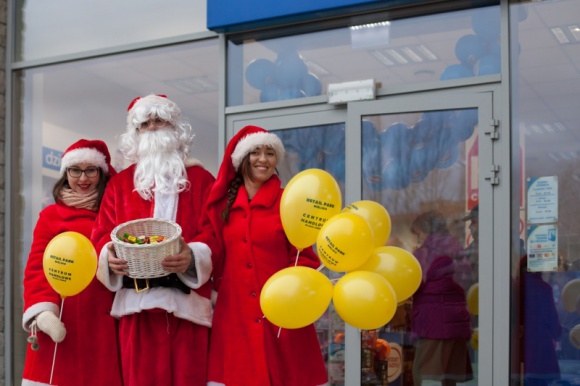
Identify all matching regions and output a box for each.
[43,231,97,298]
[280,169,342,250]
[111,218,182,279]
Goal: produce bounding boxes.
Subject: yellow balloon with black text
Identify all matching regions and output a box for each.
[332,271,397,330]
[357,246,422,302]
[43,232,97,298]
[260,266,333,329]
[280,169,342,250]
[342,200,392,247]
[317,212,374,272]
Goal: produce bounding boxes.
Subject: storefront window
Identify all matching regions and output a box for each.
[15,0,209,61]
[226,5,501,106]
[510,0,580,384]
[11,39,219,378]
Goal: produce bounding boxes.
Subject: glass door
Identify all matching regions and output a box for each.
[345,89,496,386]
[225,86,498,386]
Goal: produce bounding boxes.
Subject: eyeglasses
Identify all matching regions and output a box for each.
[67,167,99,178]
[139,117,169,130]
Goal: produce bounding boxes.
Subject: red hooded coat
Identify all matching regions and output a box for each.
[22,202,122,386]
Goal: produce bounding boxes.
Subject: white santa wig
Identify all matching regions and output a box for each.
[120,93,194,163]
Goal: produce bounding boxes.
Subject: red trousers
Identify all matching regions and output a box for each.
[119,310,209,386]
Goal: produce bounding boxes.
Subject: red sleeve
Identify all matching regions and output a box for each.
[23,207,63,312]
[90,177,119,255]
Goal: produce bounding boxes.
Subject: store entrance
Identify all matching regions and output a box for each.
[345,90,495,386]
[226,87,497,386]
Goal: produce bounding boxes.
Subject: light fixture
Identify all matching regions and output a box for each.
[327,79,376,105]
[551,27,570,44]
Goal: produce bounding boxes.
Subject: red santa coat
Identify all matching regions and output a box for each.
[22,202,122,386]
[91,162,216,321]
[207,176,328,386]
[91,162,216,385]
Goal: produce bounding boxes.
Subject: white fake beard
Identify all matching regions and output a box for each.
[133,129,188,200]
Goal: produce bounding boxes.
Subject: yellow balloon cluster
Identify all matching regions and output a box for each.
[43,232,98,298]
[272,169,423,331]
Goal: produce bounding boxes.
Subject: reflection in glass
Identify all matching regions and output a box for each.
[227,6,501,106]
[360,109,479,385]
[16,0,209,61]
[510,0,580,384]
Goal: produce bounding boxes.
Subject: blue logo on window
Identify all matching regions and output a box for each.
[42,147,63,171]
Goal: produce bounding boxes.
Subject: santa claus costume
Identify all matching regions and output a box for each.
[91,94,216,386]
[205,125,329,386]
[22,139,122,386]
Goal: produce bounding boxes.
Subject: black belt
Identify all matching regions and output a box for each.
[122,273,191,294]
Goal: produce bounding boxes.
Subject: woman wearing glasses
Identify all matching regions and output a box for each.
[21,139,123,386]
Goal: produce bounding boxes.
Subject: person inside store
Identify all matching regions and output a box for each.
[204,125,329,386]
[461,203,479,286]
[22,139,122,386]
[518,255,562,386]
[410,209,473,386]
[91,94,217,386]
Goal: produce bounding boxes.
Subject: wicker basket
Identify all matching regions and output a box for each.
[110,218,182,279]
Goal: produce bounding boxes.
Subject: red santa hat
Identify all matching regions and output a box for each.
[59,139,116,176]
[126,93,181,130]
[230,126,285,171]
[211,125,284,201]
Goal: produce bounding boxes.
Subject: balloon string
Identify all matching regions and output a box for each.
[277,326,282,338]
[294,249,301,266]
[49,297,64,385]
[316,264,324,271]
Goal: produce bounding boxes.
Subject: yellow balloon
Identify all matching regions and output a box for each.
[570,324,580,349]
[342,200,392,247]
[260,266,333,329]
[470,328,479,350]
[43,231,98,298]
[357,246,422,302]
[333,271,397,330]
[317,213,374,272]
[561,278,580,313]
[280,169,342,250]
[467,283,479,315]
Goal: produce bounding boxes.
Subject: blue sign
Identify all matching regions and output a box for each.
[207,0,421,33]
[43,147,63,171]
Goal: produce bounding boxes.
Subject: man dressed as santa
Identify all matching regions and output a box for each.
[91,94,217,386]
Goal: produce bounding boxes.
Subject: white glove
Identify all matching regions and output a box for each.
[36,311,66,343]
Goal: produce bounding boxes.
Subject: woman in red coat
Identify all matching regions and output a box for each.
[205,125,329,386]
[22,139,122,386]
